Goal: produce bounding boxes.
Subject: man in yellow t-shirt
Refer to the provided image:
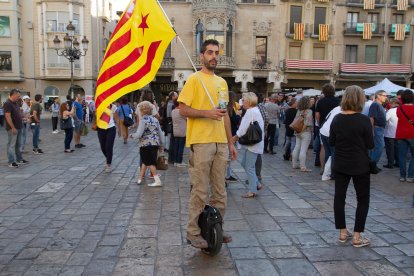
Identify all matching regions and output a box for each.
[178,39,237,249]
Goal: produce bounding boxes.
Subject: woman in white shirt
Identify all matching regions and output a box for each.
[383,98,400,169]
[233,92,264,198]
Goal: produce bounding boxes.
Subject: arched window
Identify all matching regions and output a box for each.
[196,20,204,54]
[44,86,59,97]
[206,18,224,55]
[226,21,233,57]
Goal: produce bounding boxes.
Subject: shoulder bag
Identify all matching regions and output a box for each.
[289,111,306,133]
[239,121,262,145]
[60,117,73,130]
[121,105,134,127]
[399,106,414,126]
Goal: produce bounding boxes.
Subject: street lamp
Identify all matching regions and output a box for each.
[53,21,89,98]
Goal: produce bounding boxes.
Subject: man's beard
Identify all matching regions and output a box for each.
[203,58,217,70]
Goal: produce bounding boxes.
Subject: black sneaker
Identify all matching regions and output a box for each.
[75,144,82,148]
[225,176,238,182]
[80,144,86,147]
[36,149,44,154]
[17,160,29,164]
[8,162,19,168]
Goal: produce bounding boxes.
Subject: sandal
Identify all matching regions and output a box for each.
[242,192,256,198]
[300,168,312,172]
[339,230,352,243]
[257,183,263,191]
[186,234,208,249]
[352,236,370,248]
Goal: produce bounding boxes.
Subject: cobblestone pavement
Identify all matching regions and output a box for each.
[0,119,413,276]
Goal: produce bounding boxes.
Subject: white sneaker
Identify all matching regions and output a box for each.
[105,165,112,173]
[174,163,177,166]
[177,163,187,167]
[148,175,162,187]
[137,178,142,185]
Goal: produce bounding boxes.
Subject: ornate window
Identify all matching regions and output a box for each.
[196,20,204,54]
[0,51,12,71]
[256,37,267,65]
[205,18,224,55]
[226,21,233,56]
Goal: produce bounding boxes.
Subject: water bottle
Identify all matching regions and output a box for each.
[217,87,227,110]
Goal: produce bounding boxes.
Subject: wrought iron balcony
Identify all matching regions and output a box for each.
[161,57,175,69]
[343,22,385,36]
[192,56,235,69]
[388,23,411,36]
[345,0,385,7]
[251,58,272,69]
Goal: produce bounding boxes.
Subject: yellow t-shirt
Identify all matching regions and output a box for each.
[178,71,229,147]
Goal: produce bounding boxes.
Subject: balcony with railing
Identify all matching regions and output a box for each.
[251,58,272,69]
[285,22,310,38]
[282,59,333,72]
[343,22,385,36]
[192,56,235,69]
[345,0,385,7]
[388,23,411,37]
[390,0,414,7]
[340,63,411,75]
[160,57,175,69]
[308,24,333,39]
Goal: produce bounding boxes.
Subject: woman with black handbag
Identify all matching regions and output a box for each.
[232,92,264,198]
[60,95,75,153]
[117,96,133,144]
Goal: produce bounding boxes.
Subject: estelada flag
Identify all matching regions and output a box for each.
[95,0,176,129]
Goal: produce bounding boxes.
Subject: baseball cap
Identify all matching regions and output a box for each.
[22,95,30,100]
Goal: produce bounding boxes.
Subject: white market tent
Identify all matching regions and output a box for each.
[302,89,321,96]
[364,78,409,95]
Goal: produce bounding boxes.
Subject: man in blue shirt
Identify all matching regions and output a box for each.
[73,94,85,148]
[368,90,387,171]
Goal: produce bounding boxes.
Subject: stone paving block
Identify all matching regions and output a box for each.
[23,265,63,276]
[371,247,405,257]
[229,247,267,259]
[266,208,296,217]
[377,233,409,244]
[119,238,156,258]
[394,244,414,256]
[245,214,280,231]
[34,250,72,264]
[282,199,312,209]
[289,233,328,248]
[2,259,32,272]
[221,220,251,232]
[66,252,93,266]
[156,254,182,266]
[279,223,316,234]
[225,231,260,248]
[256,231,293,247]
[313,261,362,276]
[94,246,120,259]
[112,258,154,276]
[304,218,336,232]
[75,239,99,253]
[264,246,303,259]
[403,268,414,275]
[16,248,44,260]
[58,265,85,276]
[302,247,381,262]
[100,235,125,246]
[395,231,414,242]
[185,268,237,276]
[127,225,158,238]
[84,259,116,275]
[354,260,405,276]
[235,259,279,276]
[47,238,79,251]
[157,266,184,276]
[274,258,319,276]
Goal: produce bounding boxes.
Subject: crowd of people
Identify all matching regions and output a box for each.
[2,39,413,251]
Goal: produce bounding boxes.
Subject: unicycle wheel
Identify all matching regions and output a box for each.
[202,223,223,256]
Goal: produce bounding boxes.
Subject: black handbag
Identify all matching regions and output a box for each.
[239,121,262,145]
[121,105,134,127]
[60,117,72,130]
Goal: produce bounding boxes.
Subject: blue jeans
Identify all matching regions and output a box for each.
[241,149,259,193]
[173,137,186,164]
[31,124,40,149]
[313,126,321,165]
[7,129,22,163]
[320,134,335,164]
[64,127,74,150]
[398,139,414,179]
[369,126,384,164]
[20,123,27,151]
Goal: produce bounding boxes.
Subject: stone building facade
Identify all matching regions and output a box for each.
[0,0,115,103]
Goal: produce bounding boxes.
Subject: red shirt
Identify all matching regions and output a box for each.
[396,104,414,139]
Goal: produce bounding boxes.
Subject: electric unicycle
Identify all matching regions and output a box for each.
[198,205,223,256]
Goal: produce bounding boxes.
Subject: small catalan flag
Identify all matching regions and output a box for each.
[319,24,329,41]
[294,23,305,41]
[395,24,406,40]
[397,0,408,10]
[363,23,373,40]
[364,0,375,9]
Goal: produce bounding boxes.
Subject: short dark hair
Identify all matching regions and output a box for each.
[401,89,414,104]
[397,90,404,96]
[34,94,42,101]
[321,83,335,97]
[200,39,219,54]
[121,96,128,105]
[66,94,72,101]
[10,89,20,96]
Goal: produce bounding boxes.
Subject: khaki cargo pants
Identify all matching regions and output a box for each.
[187,143,228,236]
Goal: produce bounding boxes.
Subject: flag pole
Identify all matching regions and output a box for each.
[155,0,216,108]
